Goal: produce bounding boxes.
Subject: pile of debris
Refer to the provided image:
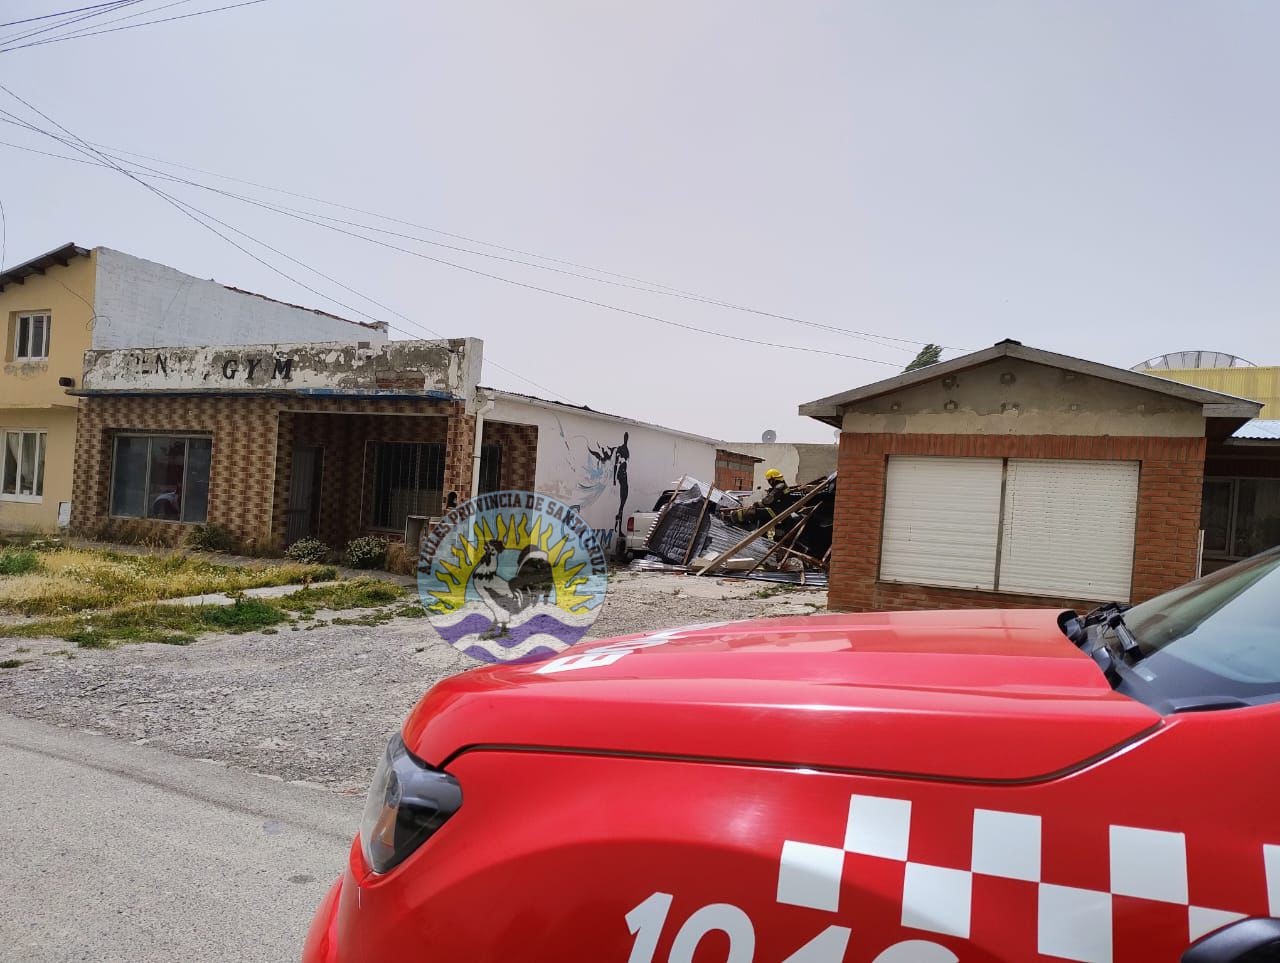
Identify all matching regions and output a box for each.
[628,473,836,586]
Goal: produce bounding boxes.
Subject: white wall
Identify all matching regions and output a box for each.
[726,442,839,489]
[82,339,482,402]
[487,394,718,553]
[91,248,389,349]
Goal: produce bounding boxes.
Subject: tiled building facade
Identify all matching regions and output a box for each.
[479,421,540,493]
[70,392,493,551]
[64,337,751,558]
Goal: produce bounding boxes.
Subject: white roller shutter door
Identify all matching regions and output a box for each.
[998,459,1139,602]
[881,456,1004,590]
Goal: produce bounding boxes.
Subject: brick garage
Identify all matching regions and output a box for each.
[799,341,1262,613]
[829,433,1206,612]
[70,392,483,552]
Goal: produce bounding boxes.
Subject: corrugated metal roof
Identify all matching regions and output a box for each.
[1232,420,1280,440]
[485,387,725,447]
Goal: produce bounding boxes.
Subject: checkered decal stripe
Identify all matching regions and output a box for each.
[777,793,1275,963]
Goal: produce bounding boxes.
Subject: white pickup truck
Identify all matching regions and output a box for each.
[617,485,752,561]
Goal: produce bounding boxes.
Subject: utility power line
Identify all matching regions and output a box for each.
[0,0,141,47]
[0,92,578,403]
[0,0,270,53]
[0,1,134,29]
[0,114,908,369]
[0,121,915,356]
[0,116,956,357]
[115,138,945,353]
[23,0,198,42]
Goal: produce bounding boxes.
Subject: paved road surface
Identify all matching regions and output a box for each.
[0,713,362,962]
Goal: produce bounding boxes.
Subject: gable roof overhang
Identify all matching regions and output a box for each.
[0,242,90,293]
[799,340,1263,431]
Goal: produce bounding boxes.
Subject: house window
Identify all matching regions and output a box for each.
[1203,477,1280,560]
[880,456,1140,601]
[15,313,51,361]
[0,429,46,501]
[371,442,445,531]
[478,443,502,495]
[109,434,212,522]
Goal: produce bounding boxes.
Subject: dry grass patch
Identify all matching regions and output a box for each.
[0,548,336,617]
[0,579,409,649]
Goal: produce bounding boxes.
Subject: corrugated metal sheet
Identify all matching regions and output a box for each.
[998,459,1139,602]
[880,456,1004,590]
[644,481,760,565]
[1232,420,1280,440]
[1147,367,1279,417]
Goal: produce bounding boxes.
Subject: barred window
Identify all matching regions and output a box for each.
[371,442,445,531]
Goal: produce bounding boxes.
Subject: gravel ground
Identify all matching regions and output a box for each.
[0,573,824,794]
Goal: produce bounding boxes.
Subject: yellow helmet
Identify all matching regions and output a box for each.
[765,468,784,483]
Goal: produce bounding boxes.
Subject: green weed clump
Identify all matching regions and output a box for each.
[0,549,39,576]
[185,524,242,554]
[345,536,389,570]
[275,579,406,617]
[19,598,290,649]
[285,538,331,565]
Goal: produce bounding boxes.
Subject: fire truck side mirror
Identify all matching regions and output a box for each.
[1183,917,1280,963]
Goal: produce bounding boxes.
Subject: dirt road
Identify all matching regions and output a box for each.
[0,573,824,792]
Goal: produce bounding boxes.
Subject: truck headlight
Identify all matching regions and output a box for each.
[359,735,462,875]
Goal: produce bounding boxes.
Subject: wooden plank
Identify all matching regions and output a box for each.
[773,513,813,572]
[693,476,833,576]
[741,512,809,576]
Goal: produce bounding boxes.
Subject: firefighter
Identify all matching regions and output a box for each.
[723,468,792,529]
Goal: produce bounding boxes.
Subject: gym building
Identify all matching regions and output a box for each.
[67,337,742,555]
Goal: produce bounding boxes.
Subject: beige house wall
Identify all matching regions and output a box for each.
[839,358,1206,437]
[0,252,96,532]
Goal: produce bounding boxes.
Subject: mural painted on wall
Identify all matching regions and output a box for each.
[587,431,630,535]
[555,419,636,548]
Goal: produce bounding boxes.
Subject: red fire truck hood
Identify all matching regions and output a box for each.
[402,609,1163,782]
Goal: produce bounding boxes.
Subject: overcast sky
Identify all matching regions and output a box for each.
[1,1,1275,443]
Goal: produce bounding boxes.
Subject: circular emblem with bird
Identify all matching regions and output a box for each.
[417,490,609,663]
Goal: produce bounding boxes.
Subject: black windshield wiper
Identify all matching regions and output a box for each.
[1060,601,1132,648]
[1060,602,1142,686]
[1103,610,1142,663]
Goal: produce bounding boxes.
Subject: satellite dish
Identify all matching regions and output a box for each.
[761,429,777,443]
[1134,351,1256,371]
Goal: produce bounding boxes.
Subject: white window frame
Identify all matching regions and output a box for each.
[0,429,47,503]
[108,432,212,523]
[14,312,51,361]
